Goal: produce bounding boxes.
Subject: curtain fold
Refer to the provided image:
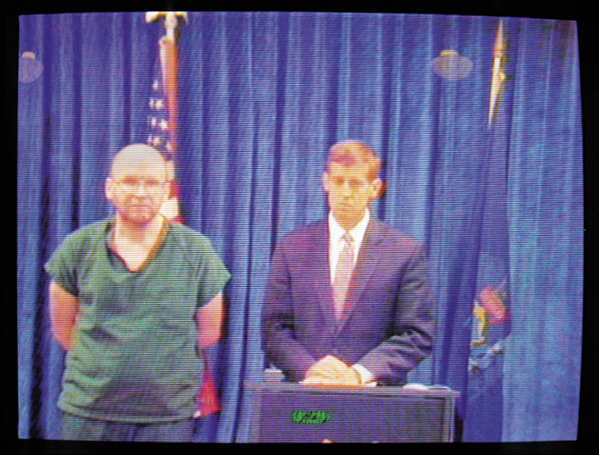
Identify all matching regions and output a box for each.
[17,12,583,442]
[503,18,583,441]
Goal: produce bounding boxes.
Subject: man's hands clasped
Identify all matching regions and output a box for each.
[302,355,362,386]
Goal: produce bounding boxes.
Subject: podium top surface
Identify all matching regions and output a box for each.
[245,381,460,398]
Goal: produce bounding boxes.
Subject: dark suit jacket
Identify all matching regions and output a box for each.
[262,218,434,385]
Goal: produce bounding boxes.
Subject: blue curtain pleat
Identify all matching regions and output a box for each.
[18,14,43,439]
[423,18,497,437]
[17,12,583,442]
[503,19,583,441]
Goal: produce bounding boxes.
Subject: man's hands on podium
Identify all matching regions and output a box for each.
[302,355,362,385]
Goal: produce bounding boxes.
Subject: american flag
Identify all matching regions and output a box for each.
[145,12,220,417]
[147,75,175,159]
[145,25,182,223]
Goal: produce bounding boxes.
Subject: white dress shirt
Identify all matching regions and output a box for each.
[327,209,376,385]
[328,209,370,284]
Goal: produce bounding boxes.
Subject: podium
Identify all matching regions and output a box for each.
[245,381,459,443]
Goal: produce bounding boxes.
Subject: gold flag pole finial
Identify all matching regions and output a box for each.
[488,19,507,125]
[145,11,188,41]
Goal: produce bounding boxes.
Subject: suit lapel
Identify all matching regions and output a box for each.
[311,223,338,336]
[337,219,384,332]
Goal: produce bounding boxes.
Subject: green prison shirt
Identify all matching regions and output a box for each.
[44,218,231,423]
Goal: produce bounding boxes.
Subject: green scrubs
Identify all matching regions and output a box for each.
[45,218,231,424]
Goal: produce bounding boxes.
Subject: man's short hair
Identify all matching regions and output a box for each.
[327,141,381,182]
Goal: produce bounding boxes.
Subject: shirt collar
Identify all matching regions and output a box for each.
[328,209,370,247]
[105,216,170,270]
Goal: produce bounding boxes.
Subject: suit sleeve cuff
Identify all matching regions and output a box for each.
[352,364,375,384]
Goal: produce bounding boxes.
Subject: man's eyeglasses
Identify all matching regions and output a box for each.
[113,177,167,193]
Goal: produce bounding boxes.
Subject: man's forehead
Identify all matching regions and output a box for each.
[327,161,370,179]
[111,148,166,178]
[112,162,165,178]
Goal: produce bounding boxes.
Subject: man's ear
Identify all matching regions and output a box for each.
[105,177,114,202]
[322,172,330,193]
[370,178,383,200]
[158,180,170,205]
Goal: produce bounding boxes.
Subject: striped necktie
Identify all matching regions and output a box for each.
[333,234,354,319]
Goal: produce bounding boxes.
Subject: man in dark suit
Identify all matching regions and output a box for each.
[263,141,435,386]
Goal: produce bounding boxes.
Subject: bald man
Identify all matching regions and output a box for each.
[45,144,231,442]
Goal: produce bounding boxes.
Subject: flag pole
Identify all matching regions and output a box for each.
[145,11,221,418]
[146,11,187,221]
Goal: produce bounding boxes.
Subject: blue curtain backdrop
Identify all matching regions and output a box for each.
[17,12,583,442]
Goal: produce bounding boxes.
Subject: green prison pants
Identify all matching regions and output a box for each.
[60,412,196,442]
